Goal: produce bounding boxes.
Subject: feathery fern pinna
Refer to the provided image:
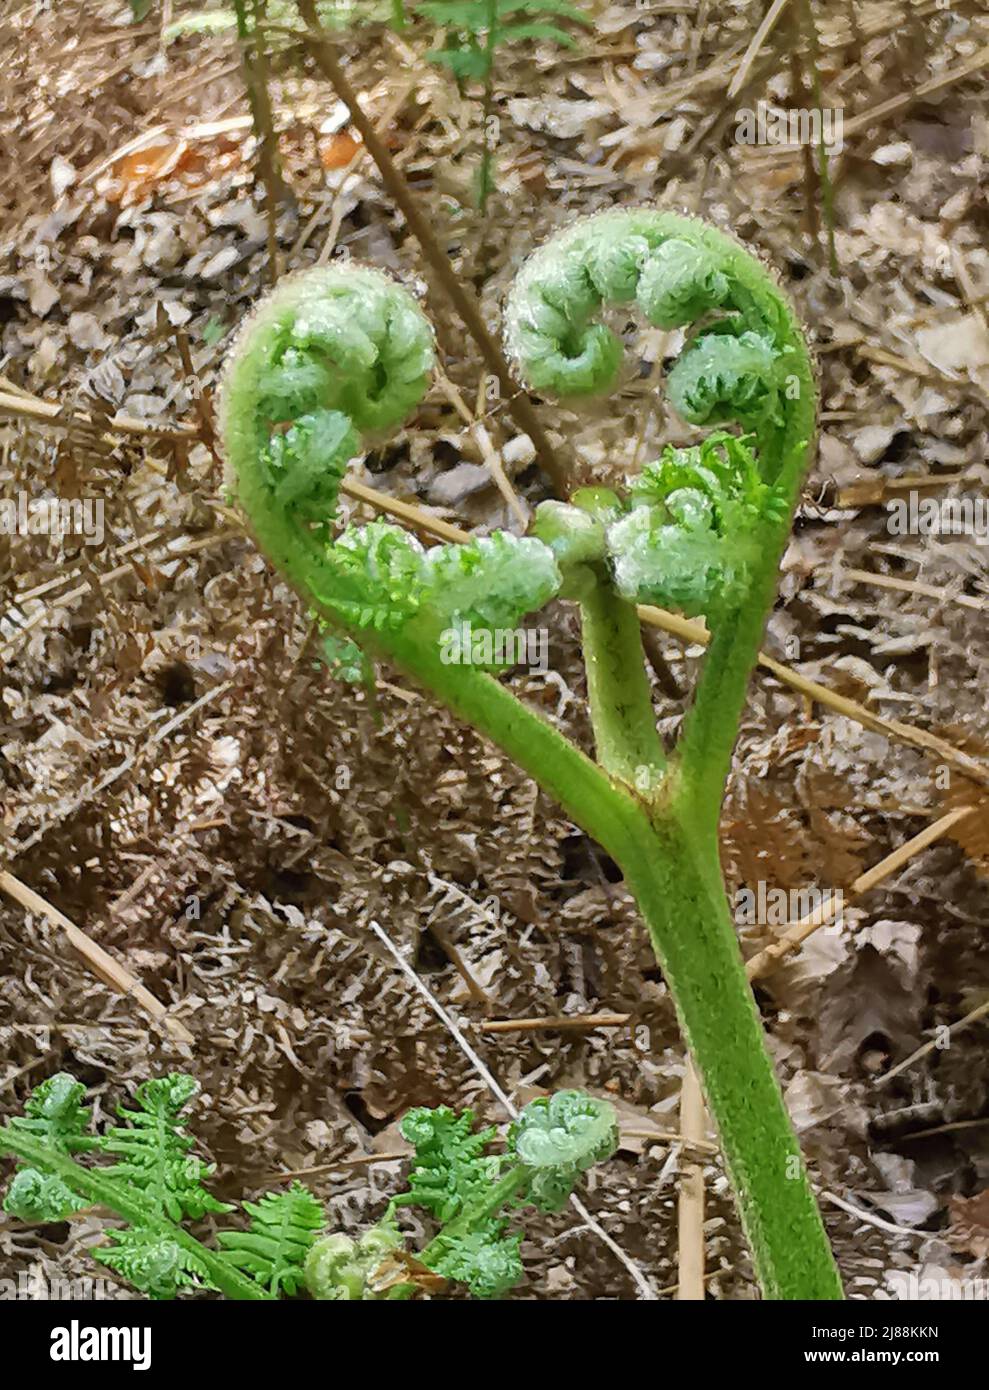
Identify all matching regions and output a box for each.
[0,1072,616,1300]
[214,209,841,1300]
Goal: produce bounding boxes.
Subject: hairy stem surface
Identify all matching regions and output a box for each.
[577,575,841,1300]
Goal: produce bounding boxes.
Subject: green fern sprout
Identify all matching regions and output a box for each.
[1,1073,269,1299]
[1,1074,615,1301]
[416,0,592,209]
[215,209,842,1300]
[396,1091,617,1299]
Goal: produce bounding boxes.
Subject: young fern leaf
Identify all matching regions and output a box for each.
[96,1228,217,1301]
[2,1073,95,1222]
[304,1223,405,1300]
[397,1095,617,1298]
[392,1106,524,1298]
[505,212,841,1302]
[604,432,787,620]
[424,1222,523,1299]
[96,1074,233,1224]
[508,1090,619,1212]
[395,1106,501,1222]
[4,1167,82,1224]
[0,1073,275,1300]
[216,1183,326,1295]
[505,208,812,480]
[5,1073,92,1151]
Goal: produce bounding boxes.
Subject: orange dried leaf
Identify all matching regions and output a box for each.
[319,132,362,170]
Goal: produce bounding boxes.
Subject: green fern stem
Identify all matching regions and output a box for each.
[423,1164,529,1254]
[0,1126,272,1301]
[575,569,839,1296]
[508,209,838,1297]
[576,567,667,793]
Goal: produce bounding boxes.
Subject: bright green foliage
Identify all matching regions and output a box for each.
[307,521,561,638]
[667,327,784,430]
[604,432,787,619]
[422,532,561,629]
[219,265,434,528]
[4,1167,80,1223]
[508,1089,619,1212]
[425,1223,523,1299]
[0,1073,267,1300]
[418,0,591,81]
[259,412,359,524]
[97,1229,216,1300]
[321,521,428,632]
[395,1094,618,1298]
[398,1106,501,1222]
[97,1074,233,1225]
[217,1183,326,1294]
[4,1072,91,1155]
[220,267,562,648]
[1,1073,615,1301]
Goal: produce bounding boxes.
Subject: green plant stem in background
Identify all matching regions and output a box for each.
[416,0,592,211]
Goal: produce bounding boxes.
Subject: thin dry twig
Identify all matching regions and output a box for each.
[745,804,976,981]
[839,568,989,615]
[477,1012,631,1033]
[728,0,791,100]
[677,1060,707,1300]
[876,995,989,1088]
[0,870,194,1045]
[637,604,989,788]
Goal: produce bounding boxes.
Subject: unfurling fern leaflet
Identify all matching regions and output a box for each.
[506,208,816,623]
[218,265,563,657]
[392,1093,619,1299]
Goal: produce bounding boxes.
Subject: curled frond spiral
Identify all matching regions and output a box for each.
[505,208,815,478]
[507,209,816,619]
[219,264,435,533]
[219,265,562,645]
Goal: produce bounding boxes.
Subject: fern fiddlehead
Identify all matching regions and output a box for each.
[217,219,840,1300]
[506,210,839,1299]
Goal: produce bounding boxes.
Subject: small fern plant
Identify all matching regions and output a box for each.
[0,1072,617,1300]
[215,209,843,1300]
[416,0,592,209]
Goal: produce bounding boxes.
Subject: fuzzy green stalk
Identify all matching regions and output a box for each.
[574,566,838,1298]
